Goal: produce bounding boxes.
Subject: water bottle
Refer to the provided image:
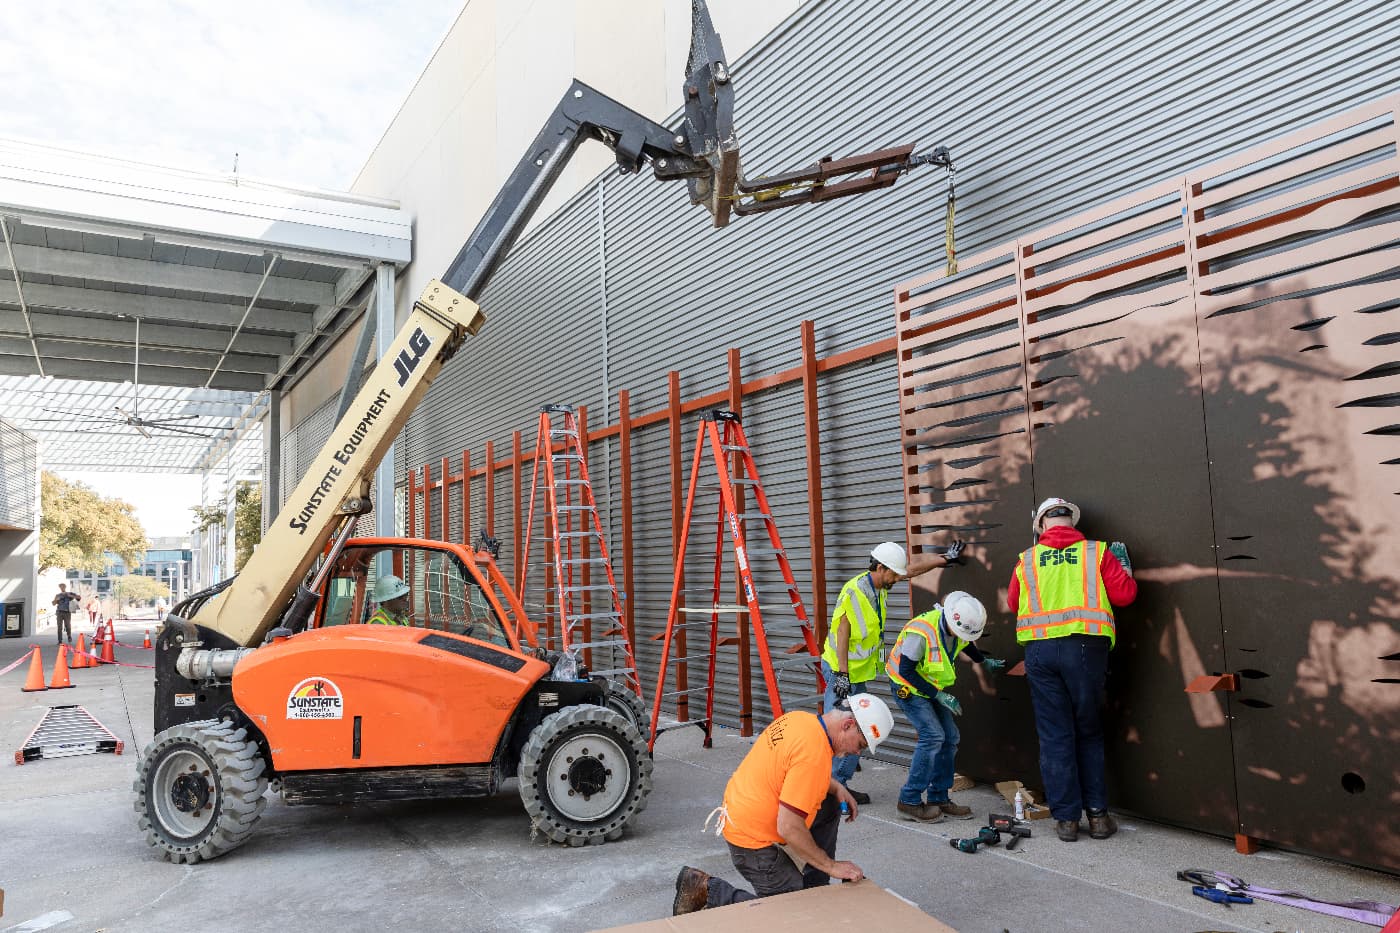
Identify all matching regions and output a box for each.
[1014,789,1027,821]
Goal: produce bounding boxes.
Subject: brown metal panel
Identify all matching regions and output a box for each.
[896,249,1043,785]
[1189,100,1400,871]
[619,390,637,659]
[1021,199,1235,835]
[801,321,829,644]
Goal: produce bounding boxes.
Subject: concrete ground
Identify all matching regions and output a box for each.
[2,623,1397,933]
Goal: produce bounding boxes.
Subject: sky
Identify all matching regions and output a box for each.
[0,0,465,190]
[3,1,466,537]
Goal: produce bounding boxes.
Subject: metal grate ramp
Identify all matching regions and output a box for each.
[15,705,124,765]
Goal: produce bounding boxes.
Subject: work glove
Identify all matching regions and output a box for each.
[943,539,967,565]
[1108,541,1132,575]
[980,657,1006,673]
[934,691,963,716]
[832,671,851,700]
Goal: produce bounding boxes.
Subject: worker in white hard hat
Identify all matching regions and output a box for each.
[671,694,895,915]
[367,574,413,626]
[885,591,1002,822]
[1007,497,1136,843]
[820,538,964,803]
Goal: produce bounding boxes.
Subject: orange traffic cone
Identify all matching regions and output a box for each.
[101,630,115,665]
[48,645,74,689]
[73,633,91,669]
[21,646,47,692]
[142,630,152,649]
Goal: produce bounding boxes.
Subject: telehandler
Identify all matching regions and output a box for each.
[135,0,947,862]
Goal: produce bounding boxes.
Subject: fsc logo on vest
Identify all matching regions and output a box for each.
[1038,549,1080,567]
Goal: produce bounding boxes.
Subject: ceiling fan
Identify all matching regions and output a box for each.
[36,317,222,439]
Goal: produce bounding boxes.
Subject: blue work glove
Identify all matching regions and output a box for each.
[981,657,1006,673]
[943,539,966,565]
[1108,541,1132,574]
[832,671,851,700]
[934,691,963,716]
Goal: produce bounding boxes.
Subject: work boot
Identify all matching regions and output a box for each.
[672,866,710,915]
[935,799,974,820]
[846,787,872,805]
[1087,809,1118,839]
[896,802,944,823]
[1056,820,1080,842]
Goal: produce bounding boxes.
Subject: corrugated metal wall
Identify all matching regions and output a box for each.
[278,0,1400,753]
[0,419,38,530]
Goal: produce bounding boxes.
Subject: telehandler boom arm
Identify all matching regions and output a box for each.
[182,0,946,649]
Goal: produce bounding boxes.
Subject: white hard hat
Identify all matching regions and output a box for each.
[870,541,908,576]
[941,591,987,641]
[373,574,410,603]
[848,693,894,752]
[1032,497,1080,532]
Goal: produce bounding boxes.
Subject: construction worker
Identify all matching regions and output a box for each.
[885,591,1001,822]
[821,539,963,803]
[1007,497,1136,843]
[366,575,414,626]
[671,694,895,915]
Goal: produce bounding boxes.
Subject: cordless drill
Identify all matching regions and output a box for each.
[949,826,1001,853]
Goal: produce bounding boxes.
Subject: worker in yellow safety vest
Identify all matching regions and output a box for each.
[821,538,964,803]
[1006,497,1136,843]
[885,592,1003,823]
[366,574,414,626]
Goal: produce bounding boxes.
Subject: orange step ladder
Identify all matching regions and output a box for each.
[519,404,641,696]
[648,410,823,751]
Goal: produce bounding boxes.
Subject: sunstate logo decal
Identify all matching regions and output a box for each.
[286,677,344,720]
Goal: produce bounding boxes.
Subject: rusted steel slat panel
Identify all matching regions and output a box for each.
[895,245,1017,307]
[1027,289,1193,355]
[899,261,1018,321]
[1198,245,1400,317]
[902,382,1027,432]
[1022,229,1186,298]
[1023,252,1187,319]
[1198,211,1400,296]
[1192,125,1397,212]
[1194,183,1400,265]
[1022,202,1184,269]
[899,292,1020,357]
[1194,160,1400,239]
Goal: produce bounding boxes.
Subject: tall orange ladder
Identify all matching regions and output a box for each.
[647,410,824,751]
[519,405,641,696]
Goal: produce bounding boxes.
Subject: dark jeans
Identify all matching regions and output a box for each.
[820,660,868,785]
[707,793,841,906]
[1024,634,1111,822]
[55,612,72,644]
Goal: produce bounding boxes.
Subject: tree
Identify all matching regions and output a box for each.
[111,574,171,606]
[191,481,263,572]
[39,472,147,572]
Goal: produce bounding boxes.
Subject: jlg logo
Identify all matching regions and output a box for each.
[393,328,432,387]
[1038,549,1079,568]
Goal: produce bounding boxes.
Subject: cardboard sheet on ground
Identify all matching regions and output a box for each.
[594,880,957,932]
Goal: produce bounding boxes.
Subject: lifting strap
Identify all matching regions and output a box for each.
[944,162,957,277]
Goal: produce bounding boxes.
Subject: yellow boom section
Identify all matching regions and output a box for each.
[198,280,484,648]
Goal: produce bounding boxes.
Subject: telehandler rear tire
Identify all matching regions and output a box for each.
[134,719,268,863]
[596,679,647,737]
[518,704,652,846]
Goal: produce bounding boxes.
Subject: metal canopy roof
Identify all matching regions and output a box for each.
[0,138,411,472]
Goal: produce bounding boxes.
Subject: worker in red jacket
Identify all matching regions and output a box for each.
[1007,497,1136,843]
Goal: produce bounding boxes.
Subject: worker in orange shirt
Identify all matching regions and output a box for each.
[670,694,895,914]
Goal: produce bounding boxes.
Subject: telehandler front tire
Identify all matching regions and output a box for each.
[134,719,268,863]
[518,704,651,846]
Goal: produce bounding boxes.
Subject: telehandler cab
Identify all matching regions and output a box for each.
[135,0,947,863]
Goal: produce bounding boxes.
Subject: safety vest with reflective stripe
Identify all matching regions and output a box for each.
[1014,540,1116,646]
[885,610,967,697]
[367,606,410,626]
[821,573,887,683]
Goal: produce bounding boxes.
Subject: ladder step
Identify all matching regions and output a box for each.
[566,612,623,621]
[561,584,616,593]
[770,655,820,671]
[668,653,714,665]
[549,429,578,437]
[560,558,609,566]
[552,454,584,462]
[662,687,712,699]
[696,479,760,488]
[733,512,774,522]
[720,444,749,452]
[555,505,595,512]
[588,667,636,678]
[653,718,712,736]
[551,479,590,486]
[566,639,630,650]
[676,605,749,614]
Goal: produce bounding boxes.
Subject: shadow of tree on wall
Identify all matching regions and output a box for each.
[921,319,1400,866]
